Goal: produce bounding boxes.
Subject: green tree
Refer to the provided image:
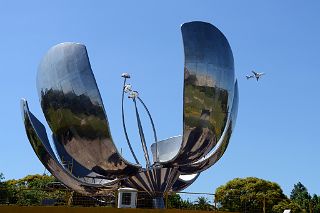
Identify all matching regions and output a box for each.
[166,193,196,210]
[4,174,66,205]
[290,182,311,212]
[180,199,194,209]
[272,199,302,213]
[310,194,320,213]
[167,193,183,208]
[215,177,287,212]
[0,172,9,204]
[194,196,212,210]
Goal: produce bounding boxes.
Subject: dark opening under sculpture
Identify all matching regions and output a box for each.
[21,21,238,207]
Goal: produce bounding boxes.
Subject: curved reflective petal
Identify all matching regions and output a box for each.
[37,43,140,179]
[125,167,180,196]
[52,134,112,185]
[21,99,119,195]
[164,21,235,166]
[150,136,182,162]
[177,81,238,174]
[21,21,238,197]
[171,173,200,192]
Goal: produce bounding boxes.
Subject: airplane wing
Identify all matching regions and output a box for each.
[252,71,257,75]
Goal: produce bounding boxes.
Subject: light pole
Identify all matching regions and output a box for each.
[121,73,140,164]
[121,73,159,167]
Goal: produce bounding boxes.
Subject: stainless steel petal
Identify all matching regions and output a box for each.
[177,81,238,174]
[171,173,200,192]
[163,21,235,166]
[52,134,113,185]
[150,136,182,162]
[37,42,141,179]
[21,99,118,195]
[125,167,180,196]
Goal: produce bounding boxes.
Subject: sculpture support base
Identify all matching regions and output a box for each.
[152,197,165,209]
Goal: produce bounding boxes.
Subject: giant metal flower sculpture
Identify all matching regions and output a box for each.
[21,21,238,203]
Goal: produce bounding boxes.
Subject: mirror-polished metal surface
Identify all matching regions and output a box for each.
[171,173,200,192]
[21,99,118,195]
[163,21,235,166]
[125,167,180,196]
[37,43,141,179]
[52,134,112,185]
[21,21,238,199]
[177,81,238,174]
[150,136,182,162]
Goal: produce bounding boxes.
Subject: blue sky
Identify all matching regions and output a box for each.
[1,0,320,196]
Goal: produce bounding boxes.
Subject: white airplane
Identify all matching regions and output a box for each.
[252,71,265,81]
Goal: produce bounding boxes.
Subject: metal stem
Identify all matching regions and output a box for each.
[133,98,150,168]
[137,96,159,163]
[121,78,139,164]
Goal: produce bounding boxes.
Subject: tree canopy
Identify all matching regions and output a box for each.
[289,182,320,213]
[0,173,66,205]
[166,193,213,210]
[215,177,287,212]
[290,182,311,211]
[0,172,8,204]
[1,172,320,212]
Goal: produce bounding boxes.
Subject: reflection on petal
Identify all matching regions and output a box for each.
[150,136,182,162]
[37,43,140,179]
[164,21,235,166]
[125,167,180,196]
[171,173,200,192]
[52,134,113,185]
[177,81,238,174]
[21,21,238,195]
[21,99,118,195]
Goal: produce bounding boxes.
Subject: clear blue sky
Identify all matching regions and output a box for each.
[1,0,319,196]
